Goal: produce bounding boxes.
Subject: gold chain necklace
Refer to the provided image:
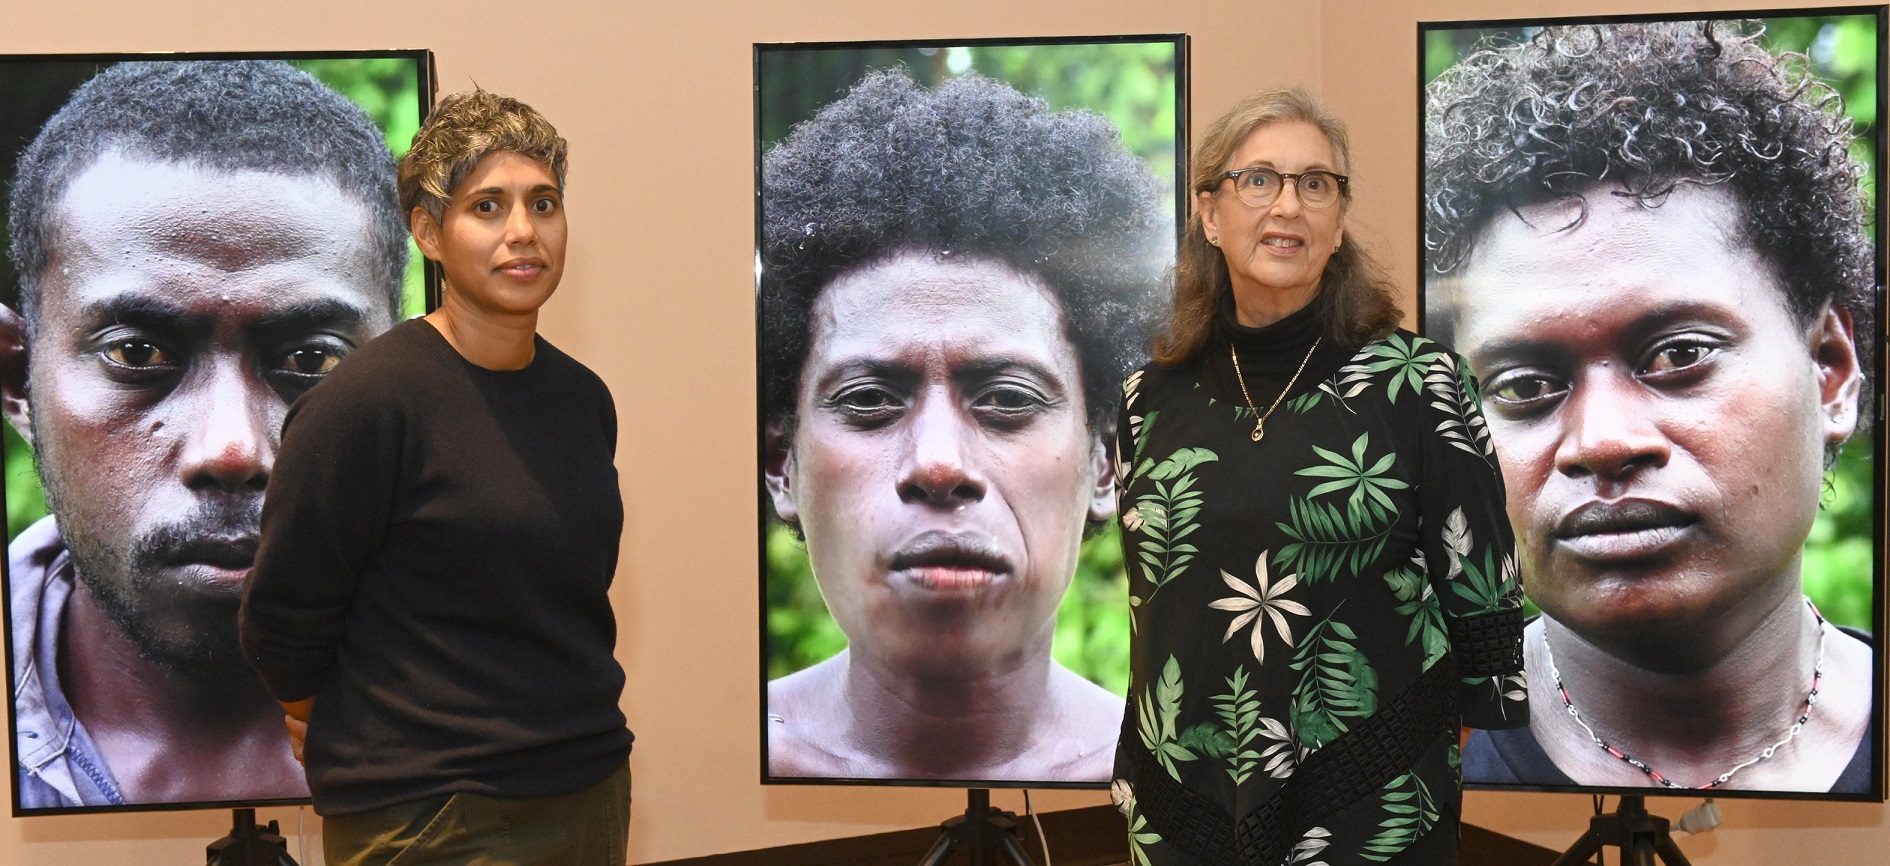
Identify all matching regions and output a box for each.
[1230,337,1321,442]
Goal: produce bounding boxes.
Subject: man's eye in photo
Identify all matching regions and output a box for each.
[1642,343,1712,375]
[831,386,904,421]
[1490,375,1561,405]
[282,348,342,376]
[103,340,173,368]
[975,385,1048,415]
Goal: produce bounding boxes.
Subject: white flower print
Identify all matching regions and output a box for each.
[1110,779,1135,817]
[1209,551,1311,664]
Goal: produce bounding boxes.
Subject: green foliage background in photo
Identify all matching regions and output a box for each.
[761,40,1181,695]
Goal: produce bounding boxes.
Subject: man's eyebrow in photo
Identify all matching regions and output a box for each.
[253,298,378,336]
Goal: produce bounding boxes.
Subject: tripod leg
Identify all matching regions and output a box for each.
[997,831,1036,866]
[1653,835,1694,866]
[1622,833,1657,866]
[1551,829,1605,866]
[918,834,960,866]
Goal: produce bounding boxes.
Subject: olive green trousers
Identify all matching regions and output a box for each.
[322,763,630,866]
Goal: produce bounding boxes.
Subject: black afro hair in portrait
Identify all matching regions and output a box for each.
[761,69,1169,438]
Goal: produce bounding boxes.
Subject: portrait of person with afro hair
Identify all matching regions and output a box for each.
[759,65,1172,783]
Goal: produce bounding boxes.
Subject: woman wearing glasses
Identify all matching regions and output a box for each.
[1109,89,1525,865]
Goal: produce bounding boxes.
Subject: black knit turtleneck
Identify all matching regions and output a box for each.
[1196,291,1354,408]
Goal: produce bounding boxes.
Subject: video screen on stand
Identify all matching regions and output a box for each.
[1419,8,1884,801]
[1,50,433,815]
[756,34,1186,788]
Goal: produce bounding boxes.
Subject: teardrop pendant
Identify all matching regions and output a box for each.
[1251,420,1265,442]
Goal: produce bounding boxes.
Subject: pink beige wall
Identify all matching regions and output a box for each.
[0,0,1881,862]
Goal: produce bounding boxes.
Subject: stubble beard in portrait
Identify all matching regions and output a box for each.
[14,157,394,686]
[33,423,261,680]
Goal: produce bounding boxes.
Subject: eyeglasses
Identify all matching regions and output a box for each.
[1218,167,1349,209]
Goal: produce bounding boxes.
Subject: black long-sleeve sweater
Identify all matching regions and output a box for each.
[240,318,634,816]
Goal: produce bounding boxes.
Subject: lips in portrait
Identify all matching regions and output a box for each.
[1553,498,1698,562]
[887,530,1014,595]
[137,504,264,591]
[1258,230,1307,255]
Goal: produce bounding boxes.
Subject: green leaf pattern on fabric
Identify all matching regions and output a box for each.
[1113,780,1163,866]
[1360,773,1439,862]
[1443,508,1519,614]
[1424,353,1496,463]
[1128,813,1161,866]
[1275,496,1397,584]
[1355,333,1445,404]
[1288,358,1373,415]
[1130,447,1218,600]
[1137,655,1199,782]
[1287,608,1378,750]
[1118,336,1521,863]
[1298,433,1409,513]
[1384,550,1447,671]
[1212,666,1263,784]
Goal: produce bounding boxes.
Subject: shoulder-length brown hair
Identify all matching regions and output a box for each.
[1154,88,1400,366]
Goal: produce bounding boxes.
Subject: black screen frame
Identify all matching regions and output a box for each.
[0,48,437,817]
[1415,6,1887,803]
[753,32,1189,790]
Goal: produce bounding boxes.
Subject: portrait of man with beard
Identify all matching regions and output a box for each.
[2,59,409,809]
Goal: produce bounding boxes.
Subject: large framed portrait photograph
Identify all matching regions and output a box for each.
[1418,8,1885,800]
[756,34,1186,787]
[1,50,433,815]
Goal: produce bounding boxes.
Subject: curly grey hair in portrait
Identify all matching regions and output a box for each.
[760,68,1169,440]
[1423,20,1876,383]
[7,60,408,329]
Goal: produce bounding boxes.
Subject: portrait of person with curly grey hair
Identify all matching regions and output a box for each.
[1422,17,1881,794]
[759,57,1175,784]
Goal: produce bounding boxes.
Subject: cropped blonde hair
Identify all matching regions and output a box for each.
[398,89,567,220]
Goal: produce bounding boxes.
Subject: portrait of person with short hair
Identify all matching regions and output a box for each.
[758,57,1174,783]
[1422,18,1880,794]
[2,58,417,809]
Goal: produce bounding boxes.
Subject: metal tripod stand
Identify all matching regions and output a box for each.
[1552,796,1693,866]
[204,808,299,866]
[917,788,1035,866]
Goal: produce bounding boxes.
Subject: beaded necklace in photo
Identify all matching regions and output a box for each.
[1541,597,1827,790]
